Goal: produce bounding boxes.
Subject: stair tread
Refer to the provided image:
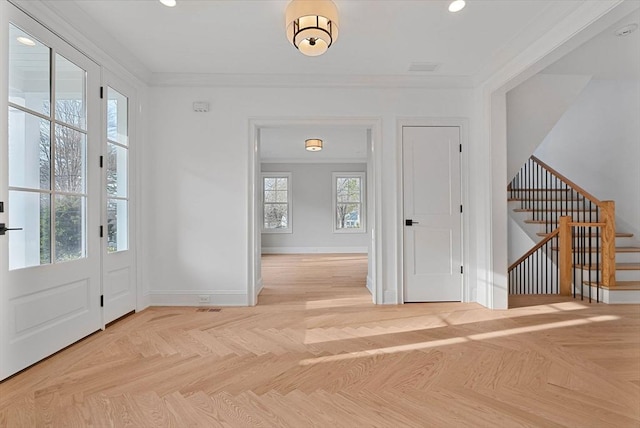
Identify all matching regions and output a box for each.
[552,246,640,253]
[509,198,582,202]
[526,219,602,224]
[574,263,640,271]
[514,208,597,213]
[583,281,640,290]
[616,247,640,253]
[537,232,633,238]
[509,188,571,192]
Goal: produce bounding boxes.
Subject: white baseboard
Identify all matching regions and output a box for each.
[255,279,264,297]
[366,275,373,294]
[138,293,151,311]
[149,290,248,306]
[384,290,397,304]
[262,246,368,254]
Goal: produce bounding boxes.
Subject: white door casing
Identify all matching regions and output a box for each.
[1,7,102,380]
[403,126,462,302]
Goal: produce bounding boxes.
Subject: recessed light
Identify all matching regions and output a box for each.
[615,23,638,37]
[449,0,466,13]
[159,0,176,7]
[17,36,36,46]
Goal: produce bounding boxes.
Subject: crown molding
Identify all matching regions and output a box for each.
[9,0,152,86]
[150,72,474,89]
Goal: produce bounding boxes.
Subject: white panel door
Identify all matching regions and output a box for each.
[403,126,462,302]
[102,76,136,324]
[1,8,102,380]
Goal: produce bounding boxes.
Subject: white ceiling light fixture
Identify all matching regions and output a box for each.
[286,0,339,57]
[16,36,36,46]
[159,0,176,7]
[305,139,323,151]
[449,0,466,13]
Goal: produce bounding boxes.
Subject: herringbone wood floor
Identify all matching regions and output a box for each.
[1,254,639,427]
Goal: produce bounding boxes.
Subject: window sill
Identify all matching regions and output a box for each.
[262,229,293,234]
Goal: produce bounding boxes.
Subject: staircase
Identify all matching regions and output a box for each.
[508,156,640,303]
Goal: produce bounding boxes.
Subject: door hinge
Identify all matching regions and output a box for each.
[100,225,104,237]
[460,205,463,213]
[100,86,104,99]
[99,155,103,168]
[100,295,104,307]
[461,266,464,274]
[459,144,462,153]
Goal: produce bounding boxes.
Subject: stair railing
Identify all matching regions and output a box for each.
[508,228,560,295]
[508,156,616,297]
[509,156,604,234]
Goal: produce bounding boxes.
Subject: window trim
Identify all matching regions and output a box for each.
[262,172,292,234]
[332,172,366,234]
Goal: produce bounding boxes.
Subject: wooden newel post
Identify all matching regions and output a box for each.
[601,201,616,287]
[559,216,572,296]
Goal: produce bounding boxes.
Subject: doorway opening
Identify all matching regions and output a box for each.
[248,119,382,307]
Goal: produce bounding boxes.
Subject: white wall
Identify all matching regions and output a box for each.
[261,163,368,253]
[145,85,474,306]
[535,79,640,240]
[506,73,591,181]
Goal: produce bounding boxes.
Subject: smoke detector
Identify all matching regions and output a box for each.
[615,23,638,37]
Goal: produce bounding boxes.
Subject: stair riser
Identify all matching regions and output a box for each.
[616,270,640,282]
[511,201,590,210]
[526,213,600,222]
[571,253,640,263]
[574,269,639,282]
[615,253,640,263]
[572,285,640,304]
[564,237,634,246]
[509,189,570,194]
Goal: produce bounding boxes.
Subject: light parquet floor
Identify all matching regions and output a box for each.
[1,253,639,427]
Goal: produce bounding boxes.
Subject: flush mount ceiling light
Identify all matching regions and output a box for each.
[16,36,36,46]
[159,0,176,7]
[286,0,339,57]
[305,139,323,151]
[449,0,466,13]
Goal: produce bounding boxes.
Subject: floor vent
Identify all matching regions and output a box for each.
[196,308,222,312]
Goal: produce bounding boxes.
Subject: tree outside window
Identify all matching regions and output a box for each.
[333,173,365,233]
[262,173,292,233]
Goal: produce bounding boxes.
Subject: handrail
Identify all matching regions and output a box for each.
[508,157,616,299]
[508,228,559,272]
[530,156,602,207]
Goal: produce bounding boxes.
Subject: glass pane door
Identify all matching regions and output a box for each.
[8,24,88,268]
[106,87,128,253]
[2,6,102,380]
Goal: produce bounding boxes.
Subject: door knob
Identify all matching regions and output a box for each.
[405,219,420,226]
[0,223,23,236]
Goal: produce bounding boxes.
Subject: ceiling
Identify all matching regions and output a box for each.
[41,0,583,84]
[260,125,368,163]
[542,8,640,80]
[31,1,637,162]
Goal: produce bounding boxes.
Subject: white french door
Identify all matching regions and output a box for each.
[403,126,462,302]
[0,7,102,379]
[102,74,136,324]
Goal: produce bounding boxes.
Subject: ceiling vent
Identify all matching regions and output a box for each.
[408,62,441,72]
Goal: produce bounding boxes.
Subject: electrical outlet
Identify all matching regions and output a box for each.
[198,295,210,304]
